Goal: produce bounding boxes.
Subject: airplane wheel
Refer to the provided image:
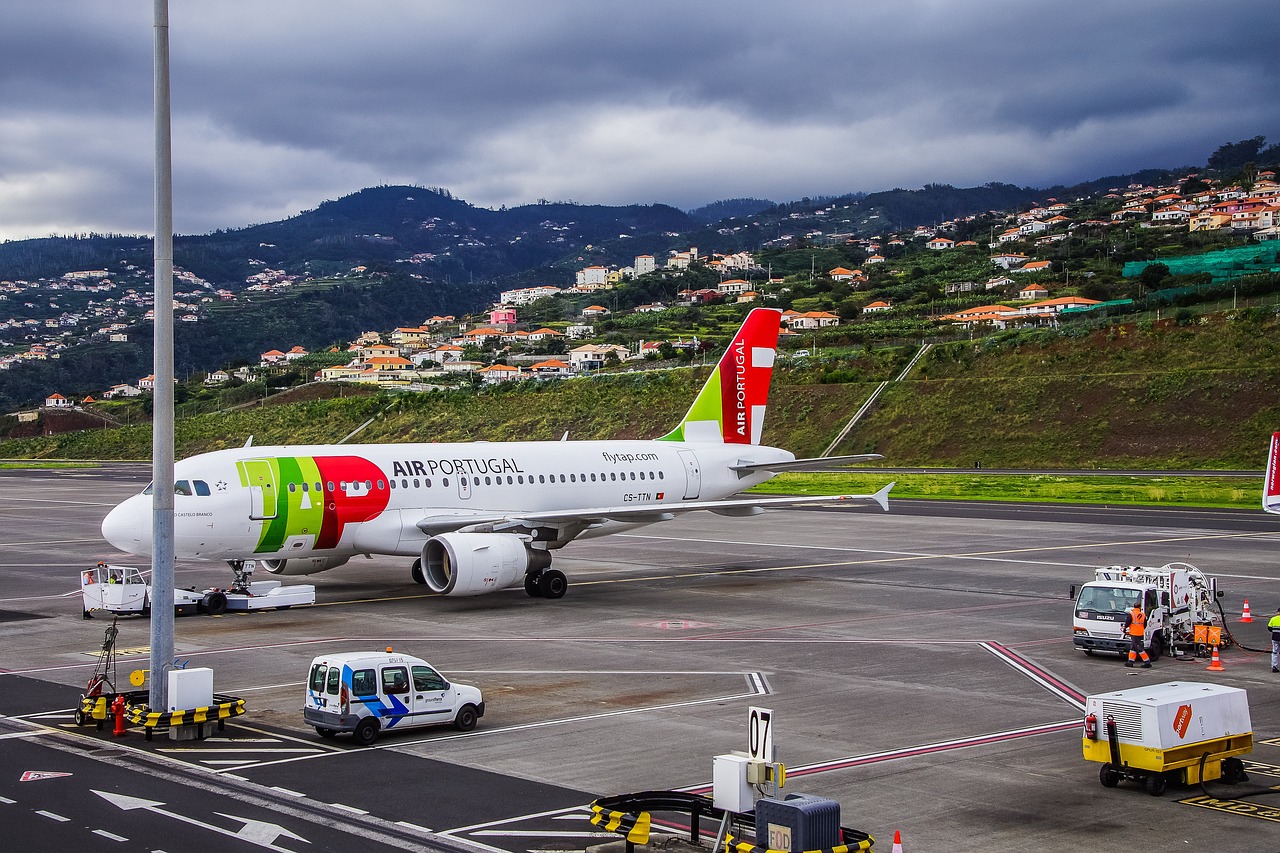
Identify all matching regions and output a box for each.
[524,573,543,597]
[411,559,425,585]
[538,569,567,599]
[202,591,228,616]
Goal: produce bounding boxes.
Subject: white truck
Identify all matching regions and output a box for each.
[81,562,315,617]
[1071,563,1222,660]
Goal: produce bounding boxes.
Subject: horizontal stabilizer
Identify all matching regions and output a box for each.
[730,453,883,475]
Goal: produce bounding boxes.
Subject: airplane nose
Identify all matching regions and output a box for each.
[101,496,153,556]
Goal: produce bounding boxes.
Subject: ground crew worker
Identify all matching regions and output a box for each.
[1269,607,1280,673]
[1124,601,1152,668]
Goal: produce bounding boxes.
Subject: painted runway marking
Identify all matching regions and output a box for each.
[36,809,70,821]
[981,642,1087,710]
[93,829,129,842]
[1180,794,1280,823]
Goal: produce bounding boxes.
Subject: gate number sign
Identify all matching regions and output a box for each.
[749,706,774,762]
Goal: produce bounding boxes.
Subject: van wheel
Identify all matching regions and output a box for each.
[202,591,228,616]
[315,726,337,739]
[454,704,478,732]
[352,718,379,746]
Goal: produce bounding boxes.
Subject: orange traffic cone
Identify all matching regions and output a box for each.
[1206,645,1224,671]
[891,830,903,853]
[1240,599,1253,622]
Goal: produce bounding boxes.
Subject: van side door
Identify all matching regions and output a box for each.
[411,664,454,723]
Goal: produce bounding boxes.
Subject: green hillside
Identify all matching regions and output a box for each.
[2,309,1278,472]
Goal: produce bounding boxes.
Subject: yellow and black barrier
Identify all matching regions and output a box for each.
[588,792,873,852]
[590,803,652,844]
[124,693,246,740]
[724,830,874,853]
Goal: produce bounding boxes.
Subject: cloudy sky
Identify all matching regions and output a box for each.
[1,1,1274,241]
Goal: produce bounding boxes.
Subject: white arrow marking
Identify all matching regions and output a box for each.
[216,813,310,847]
[92,791,309,851]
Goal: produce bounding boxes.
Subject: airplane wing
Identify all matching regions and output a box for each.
[730,453,883,475]
[415,482,894,536]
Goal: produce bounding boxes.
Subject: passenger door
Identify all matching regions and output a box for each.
[237,459,279,521]
[380,665,412,726]
[411,664,454,723]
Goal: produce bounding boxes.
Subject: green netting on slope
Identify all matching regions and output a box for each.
[1124,243,1280,281]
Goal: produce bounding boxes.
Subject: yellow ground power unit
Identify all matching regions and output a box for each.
[1082,681,1252,796]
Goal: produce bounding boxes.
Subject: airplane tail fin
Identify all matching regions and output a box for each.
[658,308,781,445]
[1265,432,1280,514]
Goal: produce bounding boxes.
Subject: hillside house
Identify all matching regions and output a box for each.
[1017,283,1050,300]
[1013,260,1052,275]
[44,392,71,408]
[478,364,523,384]
[863,301,891,313]
[926,237,955,250]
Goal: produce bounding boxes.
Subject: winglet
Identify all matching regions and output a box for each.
[873,481,894,512]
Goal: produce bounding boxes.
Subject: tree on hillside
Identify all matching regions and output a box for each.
[1207,136,1266,173]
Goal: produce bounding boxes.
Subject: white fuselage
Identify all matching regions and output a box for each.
[101,439,792,562]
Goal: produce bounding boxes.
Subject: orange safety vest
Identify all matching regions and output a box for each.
[1128,606,1146,637]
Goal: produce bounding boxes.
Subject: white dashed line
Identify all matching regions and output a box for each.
[329,802,369,815]
[395,820,433,833]
[36,810,69,821]
[270,786,306,798]
[93,829,129,842]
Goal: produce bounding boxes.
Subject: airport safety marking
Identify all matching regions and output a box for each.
[1179,794,1280,823]
[980,642,1087,711]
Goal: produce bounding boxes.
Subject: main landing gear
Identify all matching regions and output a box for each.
[411,558,426,585]
[524,569,567,599]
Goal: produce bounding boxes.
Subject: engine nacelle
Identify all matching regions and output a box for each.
[422,533,551,596]
[259,556,350,575]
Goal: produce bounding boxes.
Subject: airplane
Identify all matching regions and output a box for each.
[101,307,894,600]
[1265,431,1280,515]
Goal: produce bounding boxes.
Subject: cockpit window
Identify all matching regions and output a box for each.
[194,480,211,496]
[144,480,208,496]
[174,480,193,496]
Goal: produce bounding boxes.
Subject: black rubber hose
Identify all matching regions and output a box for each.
[1215,598,1270,654]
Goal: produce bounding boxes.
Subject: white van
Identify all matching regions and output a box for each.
[303,650,484,746]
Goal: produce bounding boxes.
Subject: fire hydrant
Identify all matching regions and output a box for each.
[111,694,127,737]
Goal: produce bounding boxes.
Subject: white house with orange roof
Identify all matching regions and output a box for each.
[284,345,309,362]
[865,254,886,265]
[259,349,287,365]
[1013,260,1053,275]
[44,392,71,408]
[990,253,1028,270]
[862,301,891,314]
[461,327,503,345]
[717,279,752,296]
[525,328,564,342]
[528,358,571,377]
[940,305,1019,330]
[1018,296,1100,316]
[581,305,611,317]
[478,364,523,384]
[829,267,858,280]
[1017,283,1050,300]
[783,310,841,330]
[926,236,955,250]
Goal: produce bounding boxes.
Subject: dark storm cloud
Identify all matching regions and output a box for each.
[0,0,1275,240]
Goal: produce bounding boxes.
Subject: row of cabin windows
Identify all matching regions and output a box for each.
[279,470,666,494]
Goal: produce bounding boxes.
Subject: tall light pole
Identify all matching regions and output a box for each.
[149,0,176,711]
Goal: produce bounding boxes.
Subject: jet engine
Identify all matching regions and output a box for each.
[259,556,351,575]
[422,532,551,596]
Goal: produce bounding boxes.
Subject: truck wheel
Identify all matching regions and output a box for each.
[454,704,479,732]
[1083,649,1094,657]
[352,718,379,747]
[1222,757,1246,784]
[315,727,337,739]
[202,591,228,616]
[538,569,567,599]
[1099,763,1120,788]
[1148,637,1162,662]
[1144,773,1168,797]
